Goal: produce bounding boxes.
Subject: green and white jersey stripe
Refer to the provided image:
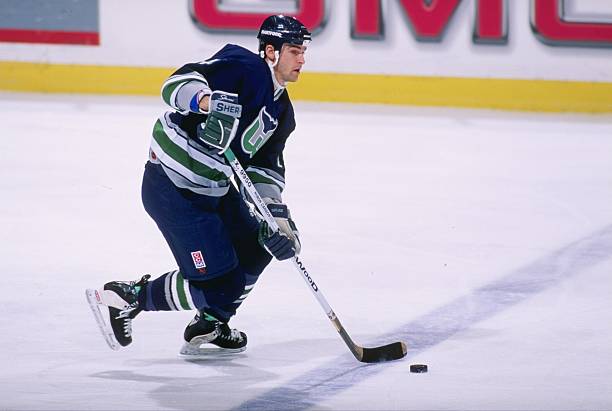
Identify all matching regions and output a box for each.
[246,165,285,200]
[161,71,209,111]
[164,270,198,311]
[150,112,233,196]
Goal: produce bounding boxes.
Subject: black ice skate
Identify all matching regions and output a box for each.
[179,311,247,359]
[85,275,150,350]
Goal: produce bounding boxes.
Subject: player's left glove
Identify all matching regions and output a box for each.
[258,200,301,261]
[197,90,242,154]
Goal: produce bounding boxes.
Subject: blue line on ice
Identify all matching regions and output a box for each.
[234,223,612,410]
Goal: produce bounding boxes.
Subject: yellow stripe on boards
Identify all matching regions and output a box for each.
[287,72,612,114]
[1,61,611,113]
[0,61,171,95]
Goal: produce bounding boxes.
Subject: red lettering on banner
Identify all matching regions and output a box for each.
[351,0,461,41]
[188,0,612,48]
[189,0,326,33]
[352,0,384,39]
[473,0,508,44]
[531,0,612,47]
[398,0,461,42]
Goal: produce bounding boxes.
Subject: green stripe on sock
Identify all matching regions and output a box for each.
[175,272,192,310]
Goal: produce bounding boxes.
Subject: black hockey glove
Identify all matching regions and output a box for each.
[258,223,296,260]
[258,200,301,261]
[197,90,242,153]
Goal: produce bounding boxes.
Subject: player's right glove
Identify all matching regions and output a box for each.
[197,90,242,154]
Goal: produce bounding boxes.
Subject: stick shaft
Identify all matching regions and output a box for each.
[223,148,363,360]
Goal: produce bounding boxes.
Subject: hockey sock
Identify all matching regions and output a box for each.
[138,268,250,316]
[224,272,260,314]
[138,270,199,311]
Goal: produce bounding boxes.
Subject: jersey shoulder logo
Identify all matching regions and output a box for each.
[241,106,278,158]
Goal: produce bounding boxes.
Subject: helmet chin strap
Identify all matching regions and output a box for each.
[259,50,281,68]
[265,52,286,91]
[270,50,280,68]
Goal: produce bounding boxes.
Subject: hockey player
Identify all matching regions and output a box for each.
[86,15,311,357]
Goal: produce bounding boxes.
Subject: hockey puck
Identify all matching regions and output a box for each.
[410,364,428,373]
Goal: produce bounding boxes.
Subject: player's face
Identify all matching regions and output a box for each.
[275,44,307,83]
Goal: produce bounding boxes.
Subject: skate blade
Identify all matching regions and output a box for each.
[178,342,246,360]
[85,289,121,351]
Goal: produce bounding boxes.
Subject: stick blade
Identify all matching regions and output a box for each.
[360,341,407,363]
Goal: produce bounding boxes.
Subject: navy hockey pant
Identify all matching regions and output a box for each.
[139,161,272,321]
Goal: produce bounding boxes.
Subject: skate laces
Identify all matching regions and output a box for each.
[115,276,145,338]
[217,323,243,342]
[114,303,138,337]
[227,328,242,342]
[116,303,138,318]
[122,317,133,337]
[114,274,149,320]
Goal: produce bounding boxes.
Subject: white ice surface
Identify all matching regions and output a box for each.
[0,93,611,410]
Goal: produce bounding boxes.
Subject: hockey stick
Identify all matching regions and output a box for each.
[224,148,407,363]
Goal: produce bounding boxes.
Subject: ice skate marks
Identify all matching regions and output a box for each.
[85,289,121,351]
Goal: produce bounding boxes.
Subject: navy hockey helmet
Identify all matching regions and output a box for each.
[257,15,311,58]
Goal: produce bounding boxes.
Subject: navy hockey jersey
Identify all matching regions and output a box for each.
[150,44,296,200]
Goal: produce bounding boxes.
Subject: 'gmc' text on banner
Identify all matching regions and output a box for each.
[189,0,612,48]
